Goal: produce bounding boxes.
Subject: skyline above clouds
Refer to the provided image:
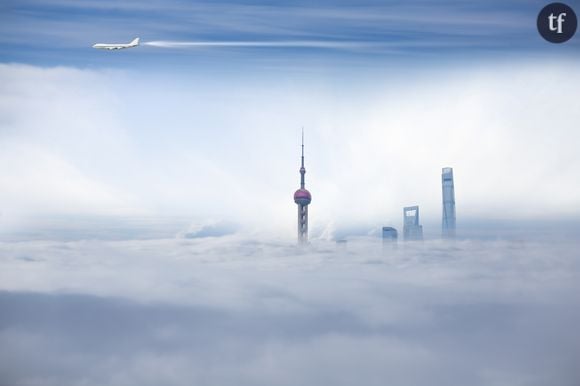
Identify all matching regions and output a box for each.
[1,2,580,385]
[2,1,579,238]
[1,58,579,238]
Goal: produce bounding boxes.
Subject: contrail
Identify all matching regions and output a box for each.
[144,40,378,49]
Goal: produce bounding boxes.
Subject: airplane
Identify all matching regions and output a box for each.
[92,37,139,50]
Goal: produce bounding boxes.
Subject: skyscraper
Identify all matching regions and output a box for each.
[294,130,311,243]
[382,227,398,242]
[403,206,423,241]
[442,167,456,238]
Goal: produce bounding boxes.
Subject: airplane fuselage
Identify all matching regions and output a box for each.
[92,38,139,50]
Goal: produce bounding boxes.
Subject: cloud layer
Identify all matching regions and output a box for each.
[1,61,580,236]
[0,236,579,385]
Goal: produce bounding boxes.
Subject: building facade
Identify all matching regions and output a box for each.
[382,227,398,242]
[403,206,423,241]
[442,167,456,238]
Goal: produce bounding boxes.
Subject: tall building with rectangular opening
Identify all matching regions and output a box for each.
[442,167,456,238]
[403,206,423,241]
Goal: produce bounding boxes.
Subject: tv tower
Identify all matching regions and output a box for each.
[294,130,312,243]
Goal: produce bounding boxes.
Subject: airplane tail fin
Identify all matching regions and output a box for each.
[130,37,140,46]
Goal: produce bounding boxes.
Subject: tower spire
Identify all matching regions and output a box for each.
[294,128,312,244]
[300,127,305,189]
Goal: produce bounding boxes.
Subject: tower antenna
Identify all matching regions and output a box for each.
[300,127,305,189]
[294,127,311,243]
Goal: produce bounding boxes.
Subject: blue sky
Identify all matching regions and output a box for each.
[2,0,579,69]
[1,1,580,238]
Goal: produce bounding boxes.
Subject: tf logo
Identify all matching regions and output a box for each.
[537,3,577,43]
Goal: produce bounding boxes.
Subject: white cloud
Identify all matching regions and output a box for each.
[0,236,579,385]
[1,60,579,235]
[0,141,141,216]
